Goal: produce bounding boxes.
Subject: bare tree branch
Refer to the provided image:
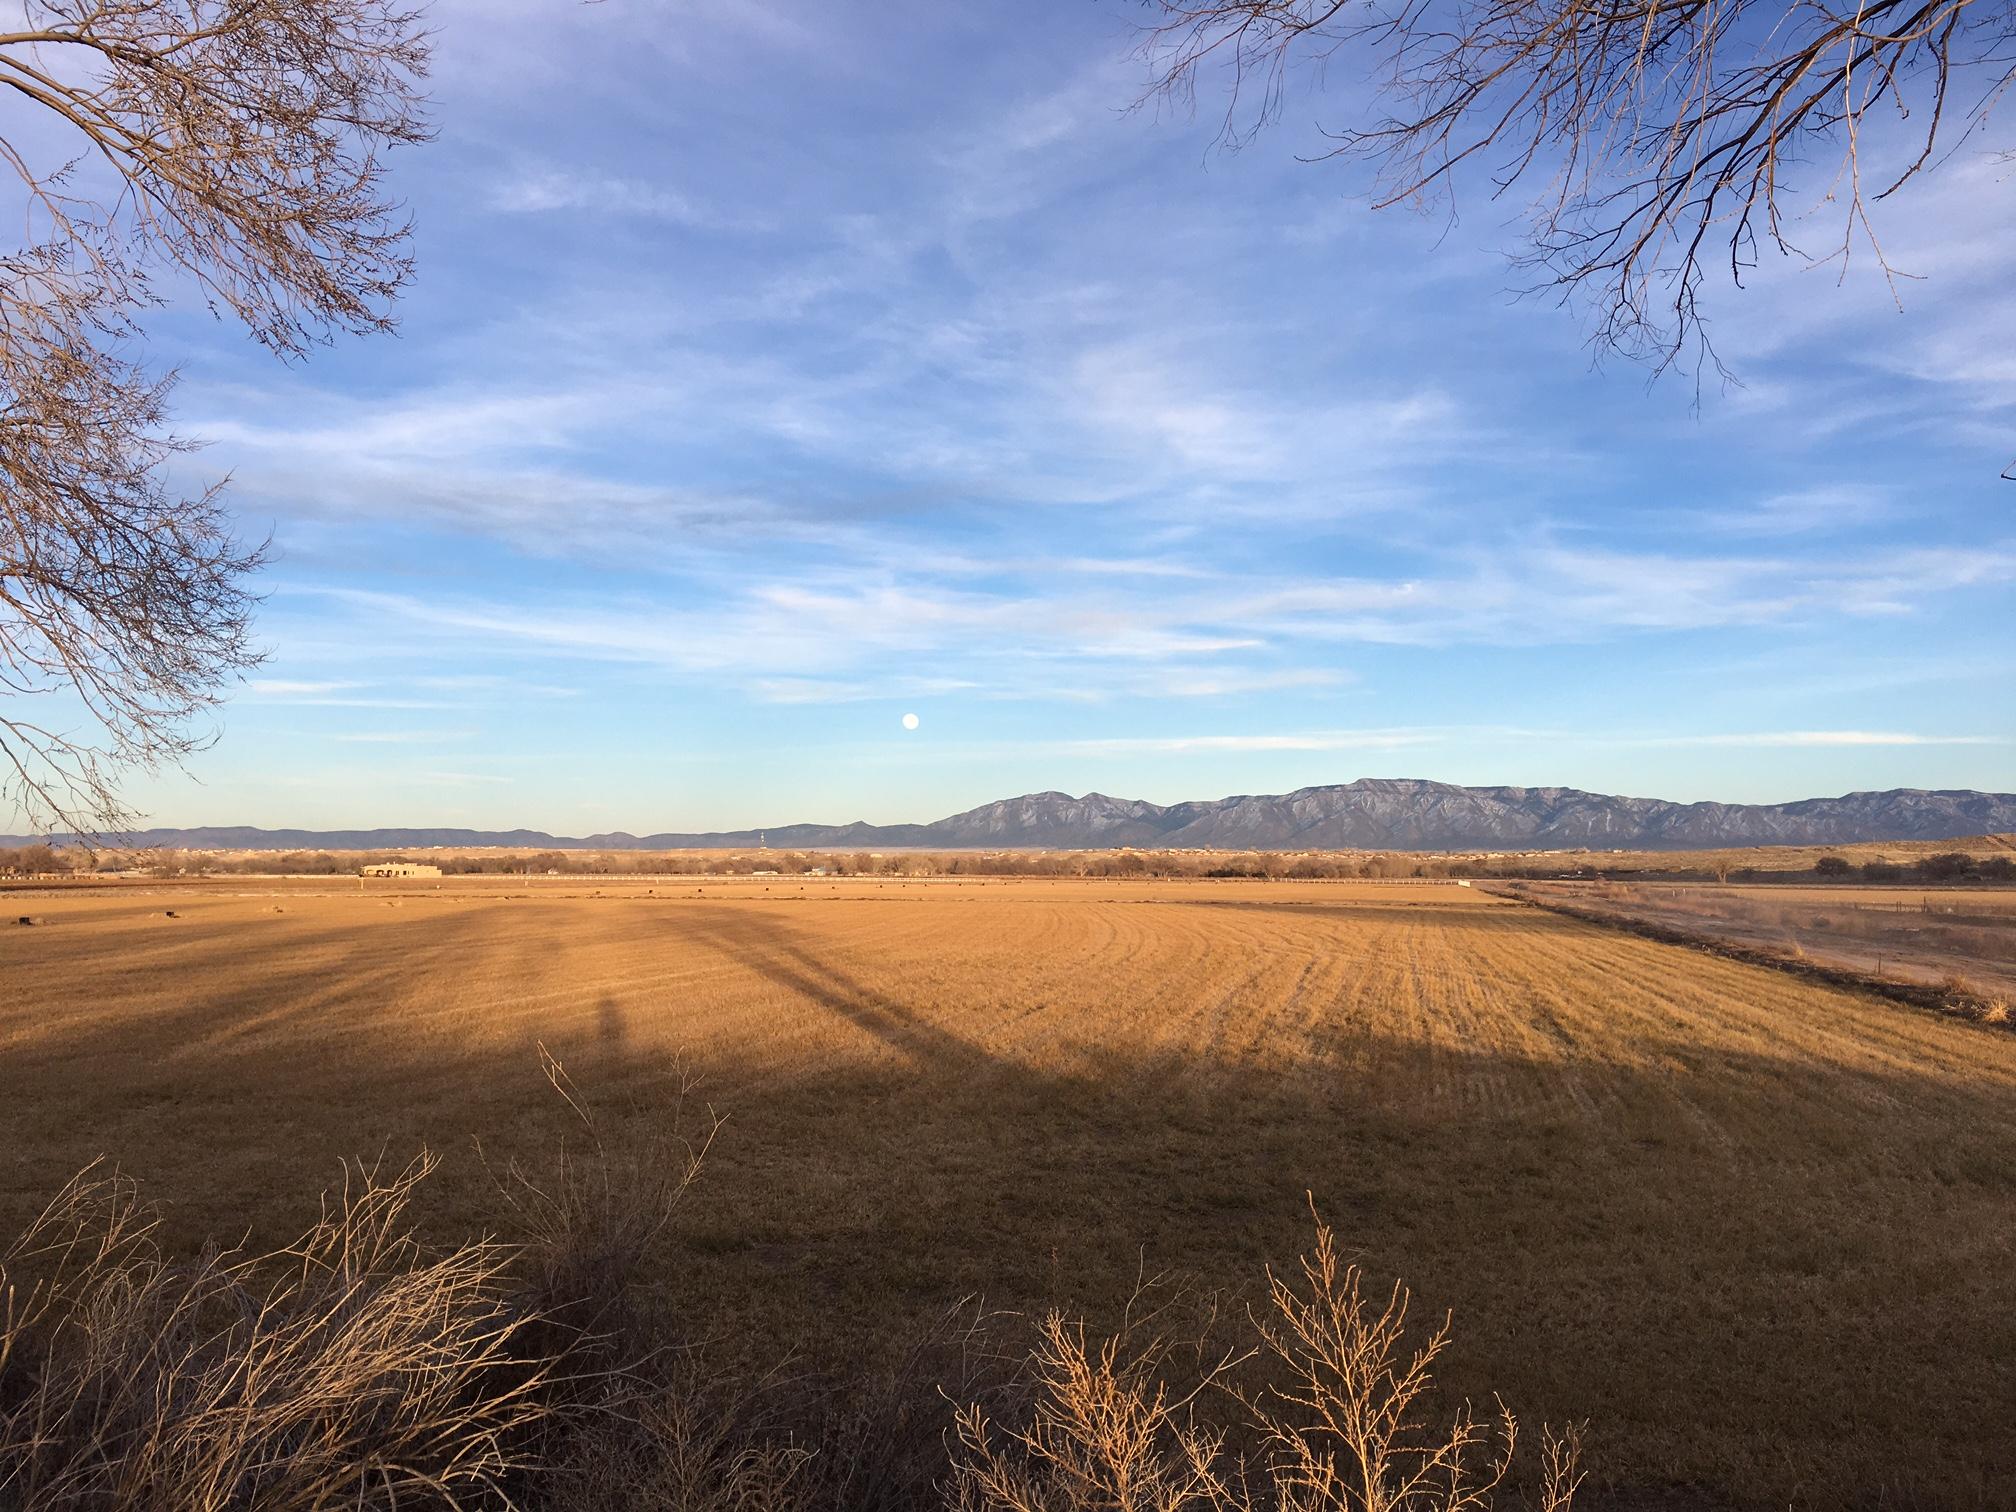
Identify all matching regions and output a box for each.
[1136,0,2016,377]
[1,1,430,839]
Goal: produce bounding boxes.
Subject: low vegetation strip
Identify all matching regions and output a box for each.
[1498,882,2015,1027]
[10,832,2016,886]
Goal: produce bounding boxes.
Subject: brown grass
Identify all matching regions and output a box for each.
[3,875,2014,1508]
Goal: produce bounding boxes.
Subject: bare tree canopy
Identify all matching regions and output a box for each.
[1,0,429,838]
[1138,0,2015,372]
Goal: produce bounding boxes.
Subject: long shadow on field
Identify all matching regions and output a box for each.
[4,903,2015,1511]
[664,906,986,1072]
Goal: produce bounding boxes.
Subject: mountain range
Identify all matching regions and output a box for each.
[11,780,2016,853]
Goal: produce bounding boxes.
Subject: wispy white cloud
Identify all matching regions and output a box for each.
[1028,727,2005,758]
[491,167,767,231]
[243,678,363,696]
[268,527,2015,715]
[1228,542,2016,646]
[258,697,458,709]
[751,675,984,705]
[1071,341,1463,479]
[409,675,582,697]
[1063,729,1444,755]
[1648,731,2003,748]
[1685,486,1900,539]
[329,730,479,745]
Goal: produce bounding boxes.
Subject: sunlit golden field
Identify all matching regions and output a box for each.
[5,875,2014,1509]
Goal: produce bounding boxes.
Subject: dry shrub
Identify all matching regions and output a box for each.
[806,1298,1020,1512]
[539,1291,1015,1512]
[481,1045,720,1357]
[1938,973,1979,999]
[949,1311,1227,1512]
[1934,975,2014,1027]
[536,1363,813,1512]
[951,1215,1582,1512]
[0,1154,557,1510]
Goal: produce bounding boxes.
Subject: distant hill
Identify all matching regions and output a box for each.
[11,780,2016,853]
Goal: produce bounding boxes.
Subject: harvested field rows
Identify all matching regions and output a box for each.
[4,876,2013,1509]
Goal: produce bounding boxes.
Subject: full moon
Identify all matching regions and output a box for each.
[901,712,920,731]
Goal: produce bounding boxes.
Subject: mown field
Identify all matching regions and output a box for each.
[4,876,2013,1509]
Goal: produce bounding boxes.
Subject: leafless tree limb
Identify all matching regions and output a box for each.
[1137,0,2016,378]
[1,1,430,839]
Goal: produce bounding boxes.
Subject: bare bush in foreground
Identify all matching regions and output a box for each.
[537,1364,815,1512]
[0,1153,556,1509]
[481,1045,721,1359]
[951,1213,1583,1512]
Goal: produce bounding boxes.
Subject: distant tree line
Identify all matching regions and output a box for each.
[1815,852,2016,884]
[0,843,66,875]
[10,845,2015,885]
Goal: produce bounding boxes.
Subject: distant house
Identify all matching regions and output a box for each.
[360,863,442,878]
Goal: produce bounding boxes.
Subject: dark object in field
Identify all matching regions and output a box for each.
[16,916,44,926]
[164,910,180,919]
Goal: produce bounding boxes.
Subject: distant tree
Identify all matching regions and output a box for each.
[144,845,190,877]
[1814,856,1854,878]
[1915,851,1979,881]
[1136,0,2014,380]
[1,1,431,839]
[1861,859,1905,882]
[1980,856,2016,881]
[0,840,65,873]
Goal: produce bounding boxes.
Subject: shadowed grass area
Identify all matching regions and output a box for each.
[0,1129,1590,1512]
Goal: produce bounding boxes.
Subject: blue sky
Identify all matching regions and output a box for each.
[102,0,2016,831]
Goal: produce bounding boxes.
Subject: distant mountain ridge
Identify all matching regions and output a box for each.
[11,780,2016,853]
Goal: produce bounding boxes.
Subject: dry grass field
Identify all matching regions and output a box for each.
[4,875,2014,1509]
